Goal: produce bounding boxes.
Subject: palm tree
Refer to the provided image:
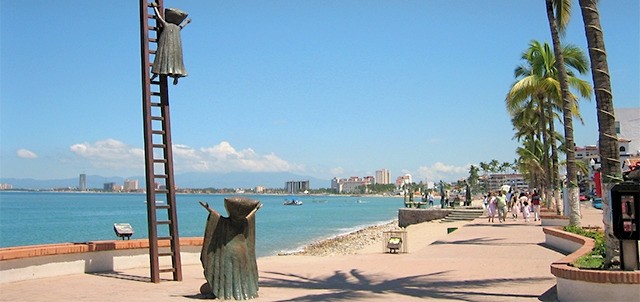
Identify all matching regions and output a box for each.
[546,0,582,225]
[579,0,621,267]
[507,40,591,211]
[512,111,545,190]
[516,136,545,190]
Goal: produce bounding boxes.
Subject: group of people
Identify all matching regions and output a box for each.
[483,189,541,223]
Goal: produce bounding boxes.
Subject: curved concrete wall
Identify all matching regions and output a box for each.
[0,238,203,284]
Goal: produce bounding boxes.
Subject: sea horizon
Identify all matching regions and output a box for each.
[0,191,422,257]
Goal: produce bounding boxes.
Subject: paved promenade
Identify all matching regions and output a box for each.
[0,203,603,301]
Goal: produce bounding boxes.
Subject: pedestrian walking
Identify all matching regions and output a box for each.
[487,192,497,223]
[510,191,519,221]
[531,190,541,221]
[519,192,530,222]
[496,190,508,223]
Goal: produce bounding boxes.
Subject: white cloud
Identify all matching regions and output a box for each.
[330,167,345,177]
[17,149,38,159]
[192,141,302,173]
[70,139,302,174]
[70,139,144,170]
[415,162,471,183]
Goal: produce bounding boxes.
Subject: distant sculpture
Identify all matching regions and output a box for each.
[151,3,190,85]
[465,182,472,206]
[439,180,446,209]
[199,197,262,300]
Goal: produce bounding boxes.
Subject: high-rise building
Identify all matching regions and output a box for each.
[104,182,117,191]
[79,174,87,191]
[285,180,310,194]
[375,169,390,184]
[124,179,139,192]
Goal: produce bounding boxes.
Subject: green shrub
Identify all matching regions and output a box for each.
[563,225,605,269]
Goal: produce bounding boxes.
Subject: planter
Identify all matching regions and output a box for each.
[543,227,640,302]
[540,214,570,227]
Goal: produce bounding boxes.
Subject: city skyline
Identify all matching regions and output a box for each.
[1,1,638,184]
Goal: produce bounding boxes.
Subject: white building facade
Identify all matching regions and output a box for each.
[331,176,374,194]
[615,108,640,157]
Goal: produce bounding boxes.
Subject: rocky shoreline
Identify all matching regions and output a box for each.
[281,220,401,256]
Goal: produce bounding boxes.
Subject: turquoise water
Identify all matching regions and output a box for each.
[0,192,410,257]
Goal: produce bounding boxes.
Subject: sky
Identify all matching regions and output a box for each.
[1,1,639,186]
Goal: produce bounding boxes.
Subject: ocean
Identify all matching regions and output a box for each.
[0,192,414,257]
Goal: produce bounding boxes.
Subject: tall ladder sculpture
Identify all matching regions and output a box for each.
[139,0,182,283]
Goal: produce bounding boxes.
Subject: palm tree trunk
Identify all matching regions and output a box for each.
[579,0,622,266]
[546,0,581,224]
[539,96,553,210]
[546,97,561,213]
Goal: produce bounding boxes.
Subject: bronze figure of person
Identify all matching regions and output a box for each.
[151,3,190,85]
[199,197,262,300]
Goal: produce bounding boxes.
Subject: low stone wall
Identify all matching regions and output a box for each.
[398,208,451,228]
[0,238,204,284]
[543,227,640,302]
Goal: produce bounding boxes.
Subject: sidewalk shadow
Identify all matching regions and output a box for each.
[431,237,534,247]
[539,285,558,301]
[89,271,170,283]
[260,268,551,301]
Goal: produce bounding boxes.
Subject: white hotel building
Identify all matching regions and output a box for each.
[331,176,375,194]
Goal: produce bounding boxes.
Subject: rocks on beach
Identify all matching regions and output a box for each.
[280,221,401,256]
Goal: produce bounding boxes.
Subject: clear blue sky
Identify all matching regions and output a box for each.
[1,1,638,185]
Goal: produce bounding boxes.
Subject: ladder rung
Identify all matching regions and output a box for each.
[151,92,161,97]
[151,116,164,121]
[150,102,162,107]
[159,252,173,257]
[153,159,167,163]
[149,38,157,43]
[152,130,165,135]
[157,220,171,225]
[155,174,168,179]
[156,205,170,210]
[156,189,169,194]
[159,268,175,273]
[153,144,166,148]
[151,80,160,85]
[158,236,172,241]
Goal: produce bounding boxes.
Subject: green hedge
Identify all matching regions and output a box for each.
[563,225,605,269]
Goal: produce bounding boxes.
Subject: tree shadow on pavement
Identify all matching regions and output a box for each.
[431,237,533,247]
[260,268,552,302]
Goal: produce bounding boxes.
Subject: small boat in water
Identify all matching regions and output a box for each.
[283,199,303,206]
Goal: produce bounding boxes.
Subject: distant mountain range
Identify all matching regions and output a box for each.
[1,172,331,190]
